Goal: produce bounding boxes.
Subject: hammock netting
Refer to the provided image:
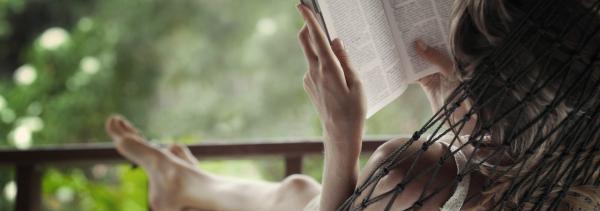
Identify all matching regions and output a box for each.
[340,0,600,210]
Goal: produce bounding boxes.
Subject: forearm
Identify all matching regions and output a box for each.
[320,132,362,211]
[296,4,367,209]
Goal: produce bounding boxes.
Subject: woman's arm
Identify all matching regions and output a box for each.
[296,4,367,210]
[322,131,361,211]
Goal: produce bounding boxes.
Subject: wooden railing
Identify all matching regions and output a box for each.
[0,138,391,211]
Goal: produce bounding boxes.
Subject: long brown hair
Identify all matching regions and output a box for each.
[449,0,600,210]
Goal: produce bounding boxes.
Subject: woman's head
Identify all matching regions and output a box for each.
[448,0,600,210]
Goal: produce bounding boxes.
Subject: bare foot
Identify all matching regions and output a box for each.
[105,116,163,167]
[169,144,199,165]
[106,116,212,210]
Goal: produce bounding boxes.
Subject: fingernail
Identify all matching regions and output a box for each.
[416,40,428,51]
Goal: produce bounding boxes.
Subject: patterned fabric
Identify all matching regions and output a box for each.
[440,143,471,211]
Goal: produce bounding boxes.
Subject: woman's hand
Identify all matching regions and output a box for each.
[414,40,459,113]
[415,40,476,135]
[297,5,366,147]
[297,5,365,209]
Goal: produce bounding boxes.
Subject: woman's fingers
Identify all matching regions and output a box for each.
[331,39,359,89]
[417,73,441,89]
[415,40,454,76]
[298,25,319,69]
[297,5,335,62]
[297,4,349,88]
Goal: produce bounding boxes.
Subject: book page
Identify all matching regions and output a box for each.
[382,0,453,82]
[317,0,409,118]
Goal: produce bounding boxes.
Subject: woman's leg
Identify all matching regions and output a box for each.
[106,116,321,211]
[168,144,322,211]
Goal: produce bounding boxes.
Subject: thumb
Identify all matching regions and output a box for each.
[332,39,360,89]
[415,40,454,76]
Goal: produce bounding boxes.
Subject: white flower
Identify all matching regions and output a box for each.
[80,56,101,74]
[18,116,44,132]
[56,186,74,203]
[14,64,37,86]
[3,181,16,202]
[10,125,32,149]
[40,27,69,50]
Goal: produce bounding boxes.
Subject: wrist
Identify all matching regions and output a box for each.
[323,148,360,186]
[322,121,364,141]
[323,137,361,166]
[322,116,364,135]
[323,133,362,155]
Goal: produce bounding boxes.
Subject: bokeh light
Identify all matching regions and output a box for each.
[80,56,101,75]
[3,181,16,202]
[1,109,16,124]
[13,64,37,86]
[39,27,69,50]
[10,125,33,149]
[256,18,277,36]
[0,95,6,111]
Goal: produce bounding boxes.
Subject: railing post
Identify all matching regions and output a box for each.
[15,164,42,211]
[284,155,303,176]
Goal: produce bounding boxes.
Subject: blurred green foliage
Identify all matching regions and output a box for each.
[0,0,432,210]
[42,166,148,211]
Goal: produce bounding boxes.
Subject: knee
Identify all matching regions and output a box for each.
[280,174,320,195]
[270,175,320,209]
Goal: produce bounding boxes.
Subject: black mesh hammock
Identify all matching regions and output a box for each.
[340,0,600,210]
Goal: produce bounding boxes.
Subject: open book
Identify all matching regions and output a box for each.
[301,0,452,118]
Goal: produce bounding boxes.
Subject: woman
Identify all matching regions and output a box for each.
[106,0,600,210]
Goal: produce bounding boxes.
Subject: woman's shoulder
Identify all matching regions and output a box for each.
[353,137,461,210]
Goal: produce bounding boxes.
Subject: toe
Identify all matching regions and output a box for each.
[117,117,139,135]
[169,144,184,157]
[179,145,199,164]
[106,115,143,142]
[116,134,165,167]
[169,144,197,164]
[113,117,128,136]
[175,144,198,164]
[106,117,123,138]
